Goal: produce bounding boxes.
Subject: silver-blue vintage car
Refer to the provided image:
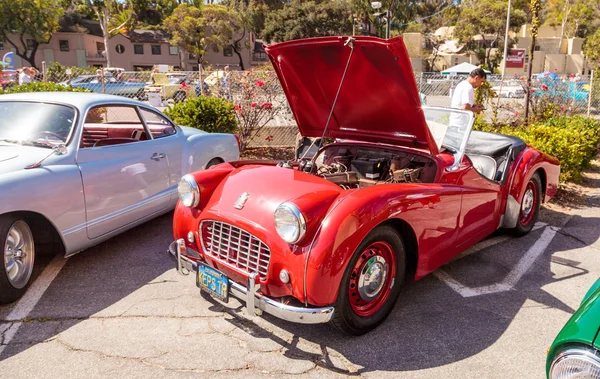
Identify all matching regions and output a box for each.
[0,92,239,303]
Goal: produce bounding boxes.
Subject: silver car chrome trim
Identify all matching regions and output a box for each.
[168,239,334,324]
[62,187,177,236]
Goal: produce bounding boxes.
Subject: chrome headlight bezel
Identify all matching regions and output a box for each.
[274,202,307,244]
[178,174,200,208]
[550,346,600,379]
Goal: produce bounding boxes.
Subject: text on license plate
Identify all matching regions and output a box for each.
[197,263,229,302]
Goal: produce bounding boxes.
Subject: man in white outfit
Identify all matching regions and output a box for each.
[18,67,32,85]
[451,68,486,114]
[445,68,487,149]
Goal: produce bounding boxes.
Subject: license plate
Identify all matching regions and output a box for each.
[197,262,229,302]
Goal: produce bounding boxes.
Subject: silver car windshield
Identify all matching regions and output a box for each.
[0,101,76,147]
[422,106,474,168]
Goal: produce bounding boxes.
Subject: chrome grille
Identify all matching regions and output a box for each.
[200,220,271,279]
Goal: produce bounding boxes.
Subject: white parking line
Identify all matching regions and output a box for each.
[434,222,560,298]
[0,255,68,356]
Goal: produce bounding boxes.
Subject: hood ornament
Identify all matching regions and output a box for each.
[234,192,250,210]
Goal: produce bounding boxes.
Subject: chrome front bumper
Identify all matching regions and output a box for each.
[168,239,334,324]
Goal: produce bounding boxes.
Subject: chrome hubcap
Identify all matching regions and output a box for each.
[522,189,534,217]
[4,221,34,289]
[357,256,388,302]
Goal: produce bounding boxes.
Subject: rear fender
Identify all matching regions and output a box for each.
[181,132,240,175]
[502,148,560,228]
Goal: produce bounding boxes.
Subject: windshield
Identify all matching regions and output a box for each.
[423,107,474,167]
[0,101,77,147]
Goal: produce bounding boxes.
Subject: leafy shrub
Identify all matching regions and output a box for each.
[164,96,237,134]
[0,81,91,94]
[45,62,97,83]
[473,115,600,182]
[227,70,292,151]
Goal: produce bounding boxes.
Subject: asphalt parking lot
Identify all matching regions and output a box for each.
[0,173,599,379]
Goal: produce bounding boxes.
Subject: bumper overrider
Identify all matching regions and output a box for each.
[168,239,334,324]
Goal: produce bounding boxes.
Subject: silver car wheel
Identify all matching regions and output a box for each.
[4,221,35,289]
[357,255,388,302]
[521,188,535,218]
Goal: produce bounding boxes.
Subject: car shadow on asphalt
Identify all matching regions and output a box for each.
[204,206,599,375]
[0,211,177,361]
[0,205,598,373]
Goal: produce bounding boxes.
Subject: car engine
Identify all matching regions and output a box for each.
[294,145,437,189]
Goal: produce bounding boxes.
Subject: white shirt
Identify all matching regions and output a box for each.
[18,72,32,85]
[451,79,474,109]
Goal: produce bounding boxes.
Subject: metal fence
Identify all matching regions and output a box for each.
[418,73,599,124]
[3,68,598,148]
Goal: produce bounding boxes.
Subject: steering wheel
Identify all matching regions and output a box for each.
[34,131,66,142]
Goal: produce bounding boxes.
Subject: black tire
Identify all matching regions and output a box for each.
[0,215,35,304]
[330,225,406,335]
[511,173,542,236]
[174,91,186,102]
[206,158,223,169]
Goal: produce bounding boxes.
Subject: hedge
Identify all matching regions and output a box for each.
[164,96,237,134]
[0,82,90,94]
[473,116,600,182]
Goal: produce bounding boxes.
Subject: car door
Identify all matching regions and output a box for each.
[138,106,185,200]
[452,164,502,249]
[76,104,171,239]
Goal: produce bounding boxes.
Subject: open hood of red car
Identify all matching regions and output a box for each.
[265,36,438,155]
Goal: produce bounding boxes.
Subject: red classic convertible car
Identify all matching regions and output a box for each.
[168,36,560,335]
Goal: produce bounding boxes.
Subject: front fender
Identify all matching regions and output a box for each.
[303,183,461,306]
[0,164,85,254]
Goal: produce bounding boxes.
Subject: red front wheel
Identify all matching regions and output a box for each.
[331,225,405,335]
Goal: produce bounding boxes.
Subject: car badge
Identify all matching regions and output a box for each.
[234,192,250,210]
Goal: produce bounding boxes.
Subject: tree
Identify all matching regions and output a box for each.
[203,4,244,68]
[545,0,598,53]
[83,1,134,67]
[163,4,205,59]
[454,0,527,72]
[524,0,542,123]
[165,4,244,69]
[0,0,63,69]
[584,28,600,69]
[262,0,353,42]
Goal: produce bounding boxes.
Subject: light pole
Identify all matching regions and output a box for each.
[501,0,512,75]
[371,1,390,39]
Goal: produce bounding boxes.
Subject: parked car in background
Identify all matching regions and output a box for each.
[0,92,239,304]
[0,70,17,90]
[546,278,600,379]
[533,79,589,105]
[62,75,147,99]
[145,72,197,102]
[168,36,560,335]
[492,80,526,98]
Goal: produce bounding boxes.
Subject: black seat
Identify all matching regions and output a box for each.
[465,131,526,182]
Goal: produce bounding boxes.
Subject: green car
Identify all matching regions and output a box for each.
[546,278,600,378]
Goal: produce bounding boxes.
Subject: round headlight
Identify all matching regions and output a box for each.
[550,347,600,379]
[274,202,306,244]
[178,174,200,207]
